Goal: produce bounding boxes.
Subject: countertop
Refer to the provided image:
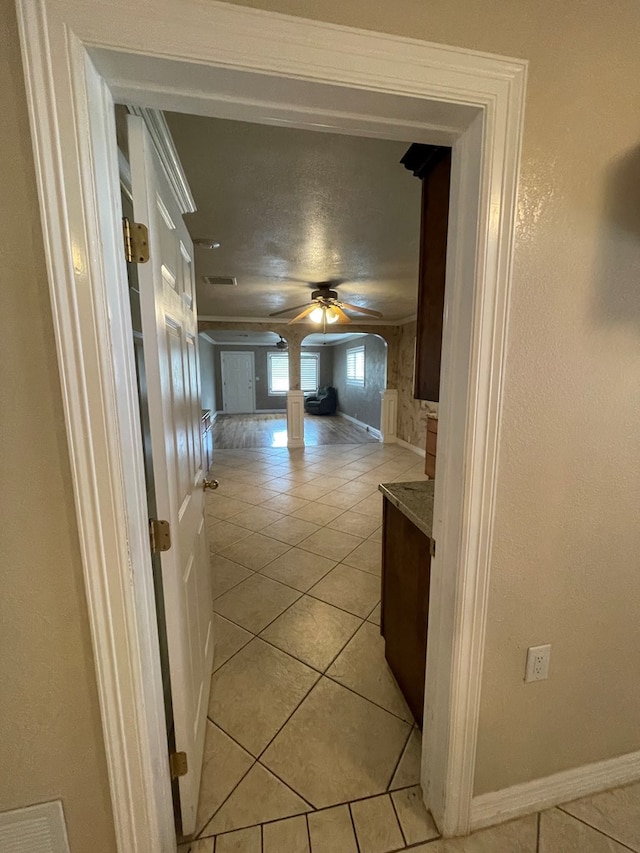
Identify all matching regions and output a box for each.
[378,480,435,540]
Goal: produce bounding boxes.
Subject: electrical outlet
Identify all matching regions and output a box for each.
[525,644,551,682]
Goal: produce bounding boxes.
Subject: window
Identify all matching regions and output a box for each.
[268,352,289,394]
[300,353,320,392]
[346,345,365,386]
[267,352,320,395]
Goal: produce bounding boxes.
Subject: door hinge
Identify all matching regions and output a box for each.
[149,519,171,553]
[122,217,150,263]
[430,538,436,558]
[169,751,188,779]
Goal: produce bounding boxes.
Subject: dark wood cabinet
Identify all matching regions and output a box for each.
[381,498,432,726]
[401,144,452,402]
[425,416,438,478]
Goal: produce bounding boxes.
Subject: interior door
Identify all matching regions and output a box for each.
[220,351,255,413]
[128,115,213,836]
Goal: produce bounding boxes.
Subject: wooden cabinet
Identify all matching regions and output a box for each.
[381,498,432,726]
[401,144,452,402]
[425,416,438,478]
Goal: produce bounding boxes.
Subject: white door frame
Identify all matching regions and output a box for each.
[220,350,256,414]
[16,1,527,849]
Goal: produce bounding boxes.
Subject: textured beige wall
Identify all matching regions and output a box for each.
[221,0,640,794]
[0,1,117,849]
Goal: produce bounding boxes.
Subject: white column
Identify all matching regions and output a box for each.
[286,390,305,448]
[380,389,398,443]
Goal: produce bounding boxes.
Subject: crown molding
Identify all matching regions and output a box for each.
[126,106,196,214]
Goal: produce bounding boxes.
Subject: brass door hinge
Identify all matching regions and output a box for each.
[169,751,188,779]
[149,519,171,553]
[122,217,150,263]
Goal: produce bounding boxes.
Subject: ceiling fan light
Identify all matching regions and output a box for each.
[325,307,339,324]
[309,306,324,323]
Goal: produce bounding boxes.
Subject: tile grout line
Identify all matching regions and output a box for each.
[389,793,409,849]
[305,812,312,853]
[195,756,256,841]
[255,677,325,771]
[555,806,639,852]
[211,565,258,604]
[307,618,367,676]
[386,724,416,791]
[201,784,423,848]
[347,802,362,853]
[254,758,317,812]
[216,562,379,626]
[213,591,361,675]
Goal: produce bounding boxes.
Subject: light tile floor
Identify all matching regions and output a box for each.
[183,442,640,852]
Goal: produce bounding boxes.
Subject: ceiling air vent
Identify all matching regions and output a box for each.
[202,275,237,287]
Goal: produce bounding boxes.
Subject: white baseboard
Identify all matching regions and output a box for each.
[471,750,640,831]
[395,436,426,457]
[337,411,382,440]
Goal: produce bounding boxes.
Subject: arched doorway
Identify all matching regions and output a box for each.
[300,331,391,446]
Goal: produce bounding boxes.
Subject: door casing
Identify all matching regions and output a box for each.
[15,1,527,849]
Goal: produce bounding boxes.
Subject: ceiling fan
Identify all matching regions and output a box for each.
[268,281,383,325]
[275,334,288,350]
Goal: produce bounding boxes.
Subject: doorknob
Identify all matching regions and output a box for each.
[203,478,219,491]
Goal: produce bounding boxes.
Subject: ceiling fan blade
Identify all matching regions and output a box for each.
[269,302,312,318]
[338,302,384,319]
[287,304,318,324]
[332,305,351,324]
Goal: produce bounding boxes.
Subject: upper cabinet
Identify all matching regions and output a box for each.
[401,144,452,402]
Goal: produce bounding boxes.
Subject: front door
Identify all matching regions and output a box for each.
[220,351,255,413]
[129,115,213,836]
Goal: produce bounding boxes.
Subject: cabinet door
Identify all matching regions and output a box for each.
[381,499,431,726]
[401,143,452,402]
[414,150,451,401]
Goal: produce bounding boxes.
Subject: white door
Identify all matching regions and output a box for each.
[221,351,255,413]
[128,115,213,836]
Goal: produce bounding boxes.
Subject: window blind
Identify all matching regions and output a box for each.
[346,345,365,385]
[300,353,319,392]
[267,352,319,394]
[268,352,289,394]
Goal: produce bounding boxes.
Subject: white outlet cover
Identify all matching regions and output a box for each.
[525,644,551,682]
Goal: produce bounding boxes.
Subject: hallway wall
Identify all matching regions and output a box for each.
[0,0,117,849]
[332,334,387,431]
[199,333,217,413]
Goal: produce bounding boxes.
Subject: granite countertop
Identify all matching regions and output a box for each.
[378,480,435,540]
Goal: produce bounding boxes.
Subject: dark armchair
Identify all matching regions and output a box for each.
[304,385,337,416]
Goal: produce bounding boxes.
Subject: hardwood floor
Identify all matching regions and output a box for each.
[211,413,379,449]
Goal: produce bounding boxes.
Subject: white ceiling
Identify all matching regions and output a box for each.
[165,113,422,322]
[199,331,368,347]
